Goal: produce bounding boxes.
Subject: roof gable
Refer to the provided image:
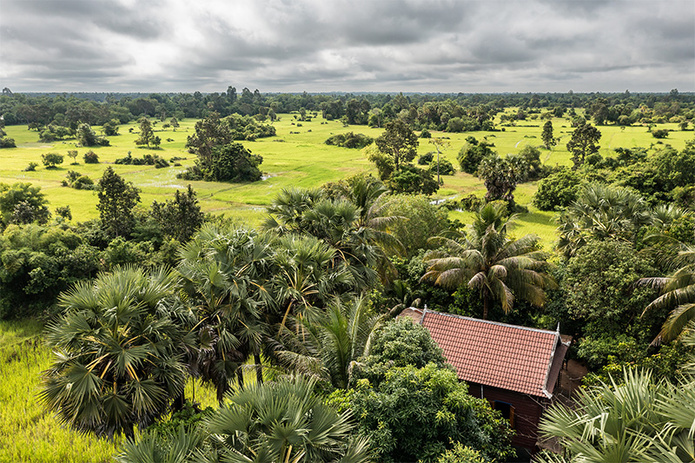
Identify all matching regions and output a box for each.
[419,310,566,398]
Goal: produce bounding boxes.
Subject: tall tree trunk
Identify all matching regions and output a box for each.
[254,352,263,385]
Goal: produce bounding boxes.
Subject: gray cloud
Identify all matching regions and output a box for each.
[1,0,693,92]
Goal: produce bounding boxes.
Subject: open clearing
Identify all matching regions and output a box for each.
[1,114,690,246]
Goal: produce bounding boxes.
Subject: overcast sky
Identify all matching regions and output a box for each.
[1,0,693,93]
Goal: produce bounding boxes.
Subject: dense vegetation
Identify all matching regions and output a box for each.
[1,88,694,462]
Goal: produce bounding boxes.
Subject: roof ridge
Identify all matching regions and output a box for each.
[422,309,560,337]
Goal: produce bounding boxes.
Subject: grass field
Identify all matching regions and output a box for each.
[0,320,223,462]
[1,114,691,243]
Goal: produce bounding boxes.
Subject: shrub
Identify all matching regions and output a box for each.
[0,137,16,148]
[428,158,456,175]
[418,152,434,165]
[41,153,64,168]
[83,150,99,163]
[23,162,38,172]
[652,128,669,139]
[533,168,581,210]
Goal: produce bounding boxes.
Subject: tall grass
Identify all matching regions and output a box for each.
[0,320,120,462]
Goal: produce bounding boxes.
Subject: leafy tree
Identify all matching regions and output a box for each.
[457,136,495,174]
[363,143,395,180]
[566,121,601,169]
[150,185,205,242]
[185,112,232,167]
[0,182,50,227]
[541,120,557,149]
[379,193,450,257]
[206,142,263,182]
[423,203,556,319]
[389,164,439,195]
[96,167,141,238]
[41,152,64,169]
[76,122,109,147]
[345,363,514,463]
[374,119,419,172]
[533,168,581,210]
[135,117,155,147]
[102,119,119,136]
[325,132,374,149]
[41,267,194,438]
[83,150,99,163]
[66,149,78,164]
[276,296,386,389]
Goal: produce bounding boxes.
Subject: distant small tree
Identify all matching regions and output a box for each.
[169,116,179,129]
[76,123,109,147]
[97,167,141,238]
[541,120,557,149]
[0,182,51,226]
[477,154,521,206]
[457,136,496,174]
[67,150,78,164]
[135,117,155,148]
[102,119,119,136]
[41,153,64,169]
[150,185,205,242]
[375,119,419,172]
[83,150,99,164]
[567,121,601,169]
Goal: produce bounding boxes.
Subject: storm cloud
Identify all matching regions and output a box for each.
[1,0,693,92]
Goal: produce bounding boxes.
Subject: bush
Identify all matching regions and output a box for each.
[457,136,495,174]
[83,150,99,163]
[533,168,581,210]
[23,162,38,172]
[652,128,669,139]
[324,132,374,149]
[428,158,456,175]
[418,152,435,165]
[41,153,64,168]
[0,137,16,148]
[389,165,439,195]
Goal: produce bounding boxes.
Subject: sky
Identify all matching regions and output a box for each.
[1,0,694,94]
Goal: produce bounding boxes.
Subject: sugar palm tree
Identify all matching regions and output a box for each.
[178,225,276,401]
[41,267,193,438]
[537,368,695,463]
[117,376,372,463]
[422,203,556,319]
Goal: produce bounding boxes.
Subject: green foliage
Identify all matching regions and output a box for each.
[428,157,456,175]
[97,167,141,238]
[41,267,193,438]
[0,223,101,319]
[476,153,521,205]
[117,376,371,463]
[457,136,495,174]
[538,368,695,463]
[436,442,486,463]
[0,182,50,227]
[325,131,374,149]
[76,123,109,147]
[41,152,64,168]
[62,170,94,190]
[179,142,263,182]
[364,317,445,369]
[149,185,205,242]
[348,363,514,463]
[424,203,556,319]
[389,164,439,195]
[102,119,119,136]
[0,136,16,148]
[378,193,449,257]
[566,121,601,169]
[651,128,669,138]
[374,119,419,171]
[533,168,581,211]
[83,150,99,163]
[135,117,158,148]
[541,120,557,149]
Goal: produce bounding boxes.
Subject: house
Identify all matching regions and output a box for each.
[399,308,570,453]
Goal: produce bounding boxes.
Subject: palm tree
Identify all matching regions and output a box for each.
[537,368,695,463]
[640,246,695,343]
[41,267,193,438]
[557,183,653,257]
[117,376,372,463]
[422,203,556,319]
[275,296,385,389]
[178,224,276,401]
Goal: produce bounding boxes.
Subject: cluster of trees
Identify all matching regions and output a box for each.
[177,112,265,182]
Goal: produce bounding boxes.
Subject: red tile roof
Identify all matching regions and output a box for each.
[418,310,566,398]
